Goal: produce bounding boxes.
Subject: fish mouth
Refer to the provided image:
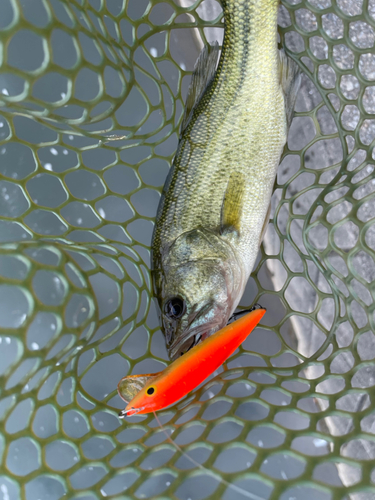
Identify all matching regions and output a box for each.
[167,301,230,360]
[169,321,222,360]
[168,304,264,359]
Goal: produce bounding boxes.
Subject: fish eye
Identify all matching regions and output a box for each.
[164,297,185,320]
[146,386,155,396]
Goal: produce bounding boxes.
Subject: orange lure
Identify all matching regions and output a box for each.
[118,307,266,417]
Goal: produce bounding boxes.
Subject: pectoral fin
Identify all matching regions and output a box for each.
[279,49,302,130]
[117,373,160,403]
[220,172,245,235]
[181,42,221,133]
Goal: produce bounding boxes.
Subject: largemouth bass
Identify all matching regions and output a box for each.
[152,0,301,360]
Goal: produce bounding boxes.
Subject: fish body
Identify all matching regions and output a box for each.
[152,0,301,359]
[118,307,266,416]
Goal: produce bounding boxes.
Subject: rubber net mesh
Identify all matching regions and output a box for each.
[0,0,375,499]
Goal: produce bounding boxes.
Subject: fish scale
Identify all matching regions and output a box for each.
[152,0,301,360]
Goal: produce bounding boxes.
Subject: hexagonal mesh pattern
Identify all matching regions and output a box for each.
[0,0,375,499]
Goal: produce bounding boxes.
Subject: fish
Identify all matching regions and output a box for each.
[151,0,301,360]
[118,306,265,417]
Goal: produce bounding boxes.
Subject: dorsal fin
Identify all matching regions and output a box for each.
[180,42,220,133]
[279,49,302,130]
[220,171,245,235]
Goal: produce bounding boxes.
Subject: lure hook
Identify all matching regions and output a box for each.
[227,303,265,324]
[118,406,144,418]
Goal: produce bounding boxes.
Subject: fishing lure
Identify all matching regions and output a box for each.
[118,306,265,417]
[117,307,267,500]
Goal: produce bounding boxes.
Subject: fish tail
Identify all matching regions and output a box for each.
[153,411,267,500]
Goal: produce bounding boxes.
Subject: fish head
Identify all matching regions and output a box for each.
[153,228,246,360]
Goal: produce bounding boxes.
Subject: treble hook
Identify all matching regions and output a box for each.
[227,303,264,324]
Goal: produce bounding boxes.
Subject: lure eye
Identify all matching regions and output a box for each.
[146,387,155,396]
[164,297,185,320]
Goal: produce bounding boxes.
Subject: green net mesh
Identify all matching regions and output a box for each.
[1,0,375,499]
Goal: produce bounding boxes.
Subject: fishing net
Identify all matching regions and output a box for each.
[0,0,374,499]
